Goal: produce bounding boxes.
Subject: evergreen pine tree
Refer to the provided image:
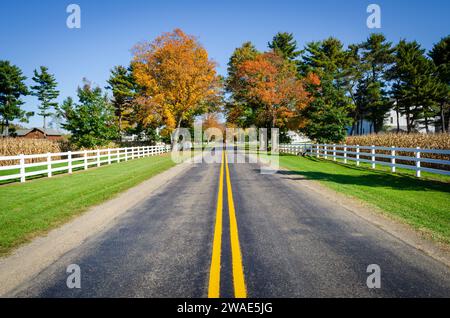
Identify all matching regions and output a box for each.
[31,66,59,129]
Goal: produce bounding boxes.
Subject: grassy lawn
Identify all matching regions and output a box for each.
[277,154,450,244]
[0,154,176,255]
[0,155,141,184]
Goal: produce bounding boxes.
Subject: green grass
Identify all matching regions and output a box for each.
[0,155,136,184]
[277,154,450,244]
[0,154,176,255]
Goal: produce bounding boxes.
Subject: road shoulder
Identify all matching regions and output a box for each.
[0,158,195,296]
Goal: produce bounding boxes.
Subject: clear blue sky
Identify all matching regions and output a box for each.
[1,0,449,128]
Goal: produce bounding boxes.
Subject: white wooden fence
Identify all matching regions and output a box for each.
[279,143,450,178]
[0,145,171,184]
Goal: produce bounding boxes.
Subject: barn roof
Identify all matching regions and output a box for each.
[16,128,63,136]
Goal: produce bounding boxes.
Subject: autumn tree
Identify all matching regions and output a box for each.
[236,51,312,130]
[31,66,59,130]
[202,113,224,142]
[131,29,222,140]
[225,42,260,128]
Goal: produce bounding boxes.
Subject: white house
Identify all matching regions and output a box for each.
[350,107,438,135]
[287,131,311,143]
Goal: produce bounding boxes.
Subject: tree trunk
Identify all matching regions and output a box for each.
[440,102,446,133]
[425,116,429,134]
[171,116,184,146]
[4,119,9,136]
[396,103,400,133]
[406,107,411,133]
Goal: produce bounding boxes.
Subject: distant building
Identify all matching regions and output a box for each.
[15,128,64,140]
[350,107,438,135]
[286,131,311,143]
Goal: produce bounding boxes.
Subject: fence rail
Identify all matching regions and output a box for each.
[0,145,171,184]
[279,143,450,178]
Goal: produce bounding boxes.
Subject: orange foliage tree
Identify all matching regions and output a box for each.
[202,113,224,141]
[236,52,315,129]
[131,29,222,136]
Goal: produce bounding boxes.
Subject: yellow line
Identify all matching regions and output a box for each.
[225,151,247,298]
[208,150,224,298]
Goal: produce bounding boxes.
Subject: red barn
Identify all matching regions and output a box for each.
[15,128,64,141]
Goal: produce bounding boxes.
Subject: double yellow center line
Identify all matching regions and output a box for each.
[208,149,247,298]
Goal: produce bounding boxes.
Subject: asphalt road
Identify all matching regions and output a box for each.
[11,147,450,297]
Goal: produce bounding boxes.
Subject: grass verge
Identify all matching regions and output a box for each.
[0,154,176,255]
[278,154,450,244]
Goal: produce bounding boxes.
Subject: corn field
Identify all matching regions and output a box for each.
[0,138,154,166]
[346,133,450,150]
[0,139,72,166]
[345,133,450,171]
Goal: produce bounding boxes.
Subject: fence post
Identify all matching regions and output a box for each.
[47,153,52,178]
[343,145,347,164]
[371,145,376,169]
[125,148,128,162]
[19,154,25,183]
[131,147,135,160]
[356,145,360,166]
[391,146,396,173]
[324,145,328,160]
[107,149,111,165]
[117,149,120,163]
[84,150,88,170]
[333,144,336,161]
[416,147,421,178]
[316,144,319,158]
[68,151,72,174]
[97,149,101,167]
